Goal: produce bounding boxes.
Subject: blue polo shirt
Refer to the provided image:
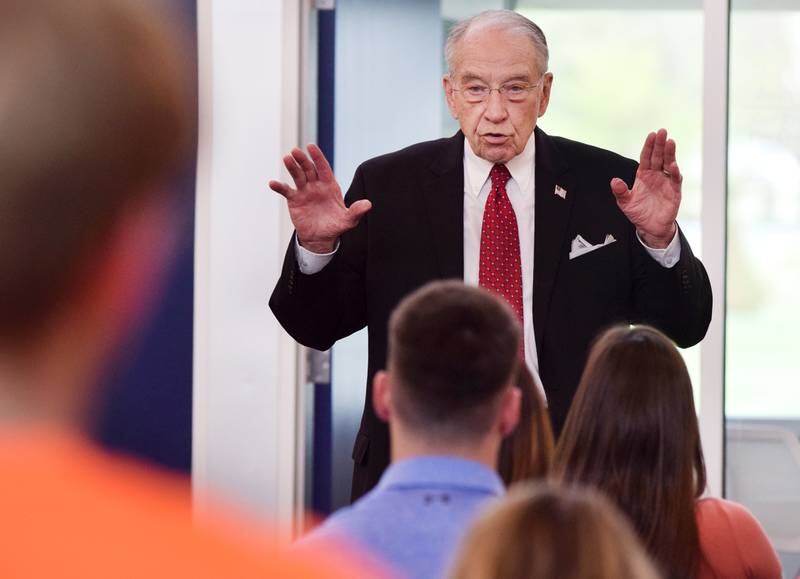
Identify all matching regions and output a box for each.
[298,456,504,579]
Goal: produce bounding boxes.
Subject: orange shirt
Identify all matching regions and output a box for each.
[0,428,371,579]
[697,497,782,579]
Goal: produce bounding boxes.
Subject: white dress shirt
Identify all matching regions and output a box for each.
[462,133,542,392]
[294,133,682,401]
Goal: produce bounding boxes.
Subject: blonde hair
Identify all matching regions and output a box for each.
[449,484,661,579]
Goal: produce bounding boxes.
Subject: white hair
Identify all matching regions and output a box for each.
[445,9,549,77]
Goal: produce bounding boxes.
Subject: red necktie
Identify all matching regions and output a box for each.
[479,164,524,351]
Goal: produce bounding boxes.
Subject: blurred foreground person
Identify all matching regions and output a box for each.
[498,363,553,486]
[0,1,367,577]
[554,325,781,579]
[449,483,660,579]
[299,281,522,579]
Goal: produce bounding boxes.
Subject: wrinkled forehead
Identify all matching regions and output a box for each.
[449,26,542,81]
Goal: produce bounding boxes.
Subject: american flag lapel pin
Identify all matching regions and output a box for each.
[554,184,567,199]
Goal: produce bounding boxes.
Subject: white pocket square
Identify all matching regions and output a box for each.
[569,234,616,260]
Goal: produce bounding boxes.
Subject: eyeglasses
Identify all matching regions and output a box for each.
[452,76,546,104]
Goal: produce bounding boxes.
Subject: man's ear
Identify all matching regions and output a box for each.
[442,75,459,120]
[537,72,554,118]
[372,370,392,423]
[498,385,521,437]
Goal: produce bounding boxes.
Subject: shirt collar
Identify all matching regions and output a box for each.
[463,131,536,197]
[376,456,505,496]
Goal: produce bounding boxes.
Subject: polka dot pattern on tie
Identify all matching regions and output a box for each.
[479,164,524,353]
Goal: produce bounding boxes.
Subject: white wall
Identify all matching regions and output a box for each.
[699,0,730,499]
[193,0,303,531]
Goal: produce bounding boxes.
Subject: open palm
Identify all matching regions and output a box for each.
[269,144,371,254]
[611,129,681,249]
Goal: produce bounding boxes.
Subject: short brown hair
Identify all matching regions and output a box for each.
[388,281,520,443]
[553,325,706,579]
[449,483,661,579]
[498,363,554,486]
[0,0,191,341]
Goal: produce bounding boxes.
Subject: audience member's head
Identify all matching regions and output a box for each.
[498,364,553,486]
[0,0,191,425]
[373,280,521,464]
[0,0,394,579]
[553,325,706,579]
[0,2,374,577]
[449,483,661,579]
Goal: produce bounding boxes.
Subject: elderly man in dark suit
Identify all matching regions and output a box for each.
[269,9,712,501]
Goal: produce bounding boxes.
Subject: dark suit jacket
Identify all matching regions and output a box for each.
[270,127,712,501]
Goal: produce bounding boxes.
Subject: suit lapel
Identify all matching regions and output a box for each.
[418,132,465,280]
[533,127,576,355]
[415,128,576,355]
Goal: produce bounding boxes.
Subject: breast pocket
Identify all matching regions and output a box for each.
[564,237,626,306]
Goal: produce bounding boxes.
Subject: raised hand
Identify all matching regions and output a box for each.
[269,144,371,253]
[610,128,681,249]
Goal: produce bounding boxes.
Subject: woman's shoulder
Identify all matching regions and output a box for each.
[696,496,757,523]
[696,497,770,545]
[695,498,782,579]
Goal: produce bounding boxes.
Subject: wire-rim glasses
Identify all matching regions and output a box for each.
[451,75,546,104]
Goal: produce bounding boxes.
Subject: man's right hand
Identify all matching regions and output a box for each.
[269,144,372,254]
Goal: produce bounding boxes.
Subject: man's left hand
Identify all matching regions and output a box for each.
[610,128,681,249]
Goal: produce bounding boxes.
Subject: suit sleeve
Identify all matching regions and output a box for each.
[269,167,369,351]
[620,165,713,348]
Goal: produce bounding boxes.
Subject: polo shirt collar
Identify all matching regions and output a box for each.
[376,456,505,496]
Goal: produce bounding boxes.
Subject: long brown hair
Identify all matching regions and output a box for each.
[553,325,706,579]
[498,364,554,485]
[449,483,661,579]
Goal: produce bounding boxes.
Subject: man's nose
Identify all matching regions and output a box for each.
[483,90,508,122]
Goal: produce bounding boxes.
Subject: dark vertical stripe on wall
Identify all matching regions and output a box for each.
[318,9,336,162]
[92,0,197,474]
[313,7,336,515]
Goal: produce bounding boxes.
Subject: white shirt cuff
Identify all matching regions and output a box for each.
[637,227,681,268]
[294,236,339,274]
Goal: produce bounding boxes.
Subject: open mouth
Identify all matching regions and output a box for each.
[482,133,509,144]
